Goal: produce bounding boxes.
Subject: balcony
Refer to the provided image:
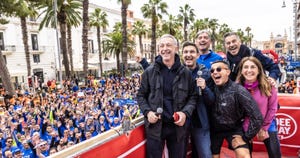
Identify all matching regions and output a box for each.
[1,45,16,55]
[30,46,46,54]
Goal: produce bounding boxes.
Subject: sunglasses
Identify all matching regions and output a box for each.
[210,67,228,73]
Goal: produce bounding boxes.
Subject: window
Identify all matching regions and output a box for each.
[33,54,40,63]
[0,32,4,50]
[31,34,39,50]
[88,39,94,53]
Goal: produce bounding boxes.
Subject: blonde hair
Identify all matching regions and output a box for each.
[236,56,272,96]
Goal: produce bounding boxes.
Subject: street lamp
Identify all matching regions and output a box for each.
[282,0,298,61]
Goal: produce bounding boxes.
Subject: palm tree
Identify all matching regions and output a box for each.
[161,14,181,36]
[0,0,23,95]
[117,0,131,74]
[237,29,246,44]
[38,0,82,79]
[103,23,135,73]
[13,0,38,77]
[190,19,209,41]
[245,26,252,46]
[89,8,109,76]
[82,0,89,78]
[0,50,15,96]
[132,20,147,57]
[66,4,82,78]
[208,18,219,50]
[178,4,195,41]
[217,23,232,52]
[67,24,74,77]
[141,0,168,62]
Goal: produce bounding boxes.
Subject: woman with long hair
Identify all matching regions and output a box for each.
[236,56,281,158]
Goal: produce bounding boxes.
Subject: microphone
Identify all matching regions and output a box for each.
[155,107,163,117]
[197,70,203,96]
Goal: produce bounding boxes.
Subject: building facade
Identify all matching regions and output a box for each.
[0,2,151,89]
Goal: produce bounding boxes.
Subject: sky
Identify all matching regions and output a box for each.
[94,0,294,41]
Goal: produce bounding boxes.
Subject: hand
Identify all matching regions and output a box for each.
[196,77,206,90]
[147,111,159,124]
[257,129,269,141]
[174,111,186,126]
[267,77,276,87]
[135,53,142,63]
[231,135,246,149]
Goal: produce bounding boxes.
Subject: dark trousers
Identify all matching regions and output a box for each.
[146,124,187,158]
[264,131,282,158]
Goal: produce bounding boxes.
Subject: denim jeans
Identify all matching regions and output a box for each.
[191,128,212,158]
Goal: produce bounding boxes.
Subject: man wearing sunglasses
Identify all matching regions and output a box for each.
[209,60,263,158]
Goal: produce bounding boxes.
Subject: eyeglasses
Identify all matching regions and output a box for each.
[210,67,228,73]
[7,141,13,143]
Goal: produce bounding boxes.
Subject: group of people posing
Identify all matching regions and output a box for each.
[136,31,281,158]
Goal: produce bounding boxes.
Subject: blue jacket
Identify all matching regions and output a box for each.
[196,50,223,69]
[190,64,215,130]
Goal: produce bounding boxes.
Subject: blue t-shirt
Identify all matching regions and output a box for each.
[196,50,223,69]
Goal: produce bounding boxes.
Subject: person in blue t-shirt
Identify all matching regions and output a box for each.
[195,30,224,69]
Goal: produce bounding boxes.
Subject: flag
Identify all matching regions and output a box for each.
[49,109,54,124]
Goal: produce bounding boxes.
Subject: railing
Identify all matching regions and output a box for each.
[48,116,145,158]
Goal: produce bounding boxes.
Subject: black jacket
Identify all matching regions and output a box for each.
[137,54,197,141]
[227,44,281,81]
[211,80,263,141]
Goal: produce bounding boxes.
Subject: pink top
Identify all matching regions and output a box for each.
[243,85,278,131]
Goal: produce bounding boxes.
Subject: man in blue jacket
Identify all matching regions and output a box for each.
[224,32,281,83]
[182,41,215,158]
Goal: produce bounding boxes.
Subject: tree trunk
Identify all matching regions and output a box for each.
[0,50,15,96]
[139,34,143,56]
[97,27,103,76]
[184,18,188,41]
[116,50,121,73]
[20,17,31,77]
[59,21,70,78]
[82,0,89,78]
[121,2,128,75]
[67,24,74,78]
[150,8,157,63]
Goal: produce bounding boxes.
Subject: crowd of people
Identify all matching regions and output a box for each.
[0,74,141,158]
[278,78,299,94]
[0,30,298,158]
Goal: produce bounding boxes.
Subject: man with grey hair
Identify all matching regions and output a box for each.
[137,34,197,158]
[195,30,223,69]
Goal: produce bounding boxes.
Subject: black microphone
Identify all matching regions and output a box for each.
[155,107,163,117]
[197,70,203,96]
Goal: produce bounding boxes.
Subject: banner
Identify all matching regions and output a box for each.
[253,94,300,156]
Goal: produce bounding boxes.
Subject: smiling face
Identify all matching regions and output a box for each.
[241,60,259,83]
[182,43,199,69]
[224,33,242,56]
[210,62,230,86]
[158,35,178,66]
[195,31,211,54]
